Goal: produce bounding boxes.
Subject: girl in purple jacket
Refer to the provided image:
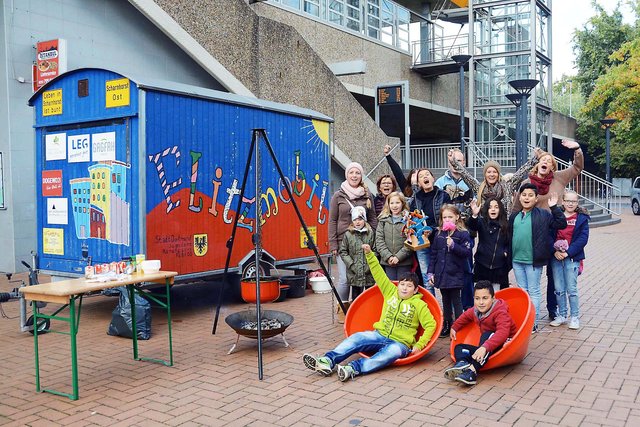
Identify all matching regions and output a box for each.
[428,204,472,337]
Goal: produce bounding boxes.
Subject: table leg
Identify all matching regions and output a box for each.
[69,296,79,400]
[33,301,41,393]
[130,280,173,366]
[165,278,173,366]
[32,297,80,400]
[129,284,139,360]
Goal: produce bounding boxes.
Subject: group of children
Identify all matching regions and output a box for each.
[306,152,590,386]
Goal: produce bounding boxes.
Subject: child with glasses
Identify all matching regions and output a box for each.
[549,190,590,329]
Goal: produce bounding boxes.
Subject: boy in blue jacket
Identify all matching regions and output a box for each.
[509,183,567,332]
[303,244,436,382]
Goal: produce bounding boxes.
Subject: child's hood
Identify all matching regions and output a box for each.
[398,290,424,303]
[475,298,507,319]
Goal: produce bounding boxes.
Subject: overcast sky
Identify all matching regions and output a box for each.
[552,0,634,81]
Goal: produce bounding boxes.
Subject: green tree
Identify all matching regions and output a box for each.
[552,75,584,117]
[573,1,637,177]
[582,37,640,177]
[573,1,632,99]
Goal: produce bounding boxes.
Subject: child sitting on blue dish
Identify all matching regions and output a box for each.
[303,244,437,382]
[444,280,517,386]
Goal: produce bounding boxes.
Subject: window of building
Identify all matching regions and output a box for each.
[270,0,413,51]
[304,0,320,16]
[282,0,301,7]
[397,7,409,51]
[380,0,394,45]
[367,0,380,39]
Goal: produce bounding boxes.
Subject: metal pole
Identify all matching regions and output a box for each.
[514,100,523,169]
[605,127,611,183]
[452,55,471,153]
[403,82,411,170]
[258,129,347,315]
[254,129,263,381]
[212,133,257,335]
[519,94,530,169]
[569,79,573,117]
[459,63,465,152]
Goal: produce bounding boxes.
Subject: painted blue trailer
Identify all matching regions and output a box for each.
[29,68,332,279]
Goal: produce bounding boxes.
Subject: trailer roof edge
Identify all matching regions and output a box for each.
[28,68,334,123]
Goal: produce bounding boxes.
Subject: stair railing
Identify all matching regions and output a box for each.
[555,157,622,216]
[465,139,622,216]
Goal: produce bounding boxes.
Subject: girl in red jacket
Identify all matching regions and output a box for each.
[444,281,517,385]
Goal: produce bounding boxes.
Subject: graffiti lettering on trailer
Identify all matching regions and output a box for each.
[147,146,328,231]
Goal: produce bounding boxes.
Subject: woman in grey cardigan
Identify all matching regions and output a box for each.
[449,148,543,216]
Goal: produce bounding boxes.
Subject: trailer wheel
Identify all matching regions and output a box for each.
[241,261,270,279]
[26,315,50,335]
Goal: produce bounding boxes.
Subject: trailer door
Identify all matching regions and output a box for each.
[38,118,134,275]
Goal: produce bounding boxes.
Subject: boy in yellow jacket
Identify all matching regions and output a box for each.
[303,244,437,381]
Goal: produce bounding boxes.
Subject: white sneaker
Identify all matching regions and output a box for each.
[568,317,580,330]
[549,316,566,327]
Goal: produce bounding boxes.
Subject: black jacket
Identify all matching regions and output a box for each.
[409,188,451,229]
[467,215,510,270]
[508,206,567,267]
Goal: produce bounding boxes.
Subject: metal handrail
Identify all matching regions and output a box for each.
[366,142,401,178]
[366,139,621,216]
[449,139,622,216]
[555,157,621,216]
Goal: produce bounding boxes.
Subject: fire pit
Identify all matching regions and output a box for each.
[225,309,294,354]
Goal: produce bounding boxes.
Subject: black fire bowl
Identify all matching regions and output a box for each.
[225,309,294,339]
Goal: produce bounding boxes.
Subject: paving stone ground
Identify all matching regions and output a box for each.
[1,212,639,426]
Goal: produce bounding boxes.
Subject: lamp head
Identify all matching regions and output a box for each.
[505,93,522,107]
[451,54,472,66]
[508,79,540,95]
[599,118,616,128]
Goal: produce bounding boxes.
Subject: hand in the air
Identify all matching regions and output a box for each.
[561,139,580,150]
[470,199,480,217]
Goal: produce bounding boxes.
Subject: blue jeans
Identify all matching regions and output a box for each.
[512,262,543,323]
[325,330,410,375]
[416,247,435,296]
[550,258,580,318]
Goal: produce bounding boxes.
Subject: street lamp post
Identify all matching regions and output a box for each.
[506,79,540,168]
[599,118,616,183]
[452,54,471,153]
[568,79,573,117]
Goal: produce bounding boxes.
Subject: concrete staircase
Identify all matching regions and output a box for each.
[134,0,395,175]
[580,202,621,228]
